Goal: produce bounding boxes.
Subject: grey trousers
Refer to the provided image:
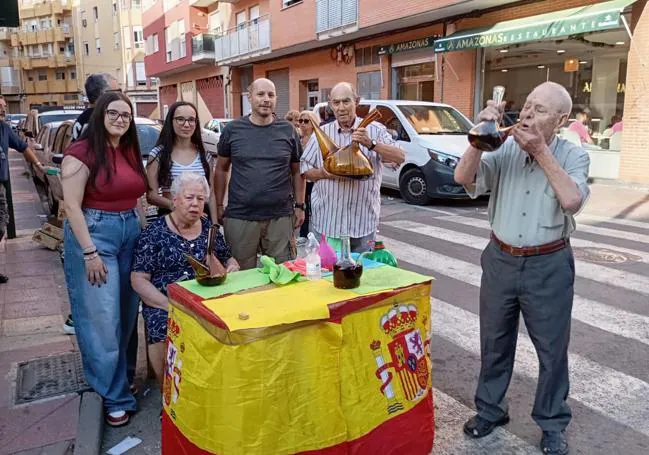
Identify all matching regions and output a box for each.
[0,183,8,240]
[475,240,574,432]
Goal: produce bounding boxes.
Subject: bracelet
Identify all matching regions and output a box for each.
[83,252,99,261]
[83,249,98,256]
[82,245,96,253]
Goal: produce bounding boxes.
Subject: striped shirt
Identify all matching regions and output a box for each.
[148,145,207,192]
[300,117,397,238]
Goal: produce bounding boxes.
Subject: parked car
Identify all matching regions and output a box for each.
[204,118,232,138]
[24,109,84,137]
[43,117,162,217]
[312,100,473,205]
[7,114,27,130]
[31,121,63,187]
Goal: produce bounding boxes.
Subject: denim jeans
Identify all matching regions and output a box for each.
[64,208,141,413]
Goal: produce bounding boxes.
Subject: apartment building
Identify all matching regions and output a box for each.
[0,27,23,112]
[72,0,158,117]
[5,0,81,111]
[142,0,232,121]
[205,0,647,185]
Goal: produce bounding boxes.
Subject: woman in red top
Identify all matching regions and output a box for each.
[62,92,147,427]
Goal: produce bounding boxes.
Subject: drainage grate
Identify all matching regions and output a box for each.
[572,247,642,264]
[15,352,90,405]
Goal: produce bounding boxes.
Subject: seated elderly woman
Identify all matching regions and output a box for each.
[131,172,239,382]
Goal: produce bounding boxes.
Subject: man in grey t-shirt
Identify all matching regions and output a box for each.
[215,78,305,269]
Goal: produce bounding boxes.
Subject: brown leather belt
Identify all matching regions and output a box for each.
[491,233,568,257]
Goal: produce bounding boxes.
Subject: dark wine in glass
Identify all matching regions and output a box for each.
[468,86,517,152]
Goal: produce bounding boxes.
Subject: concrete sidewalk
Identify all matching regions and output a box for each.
[0,151,78,455]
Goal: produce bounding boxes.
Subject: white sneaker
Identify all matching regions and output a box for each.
[106,410,129,427]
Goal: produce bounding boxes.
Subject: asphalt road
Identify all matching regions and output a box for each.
[104,190,649,454]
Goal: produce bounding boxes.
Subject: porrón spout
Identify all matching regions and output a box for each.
[309,117,340,160]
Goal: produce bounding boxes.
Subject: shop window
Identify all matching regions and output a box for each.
[357,71,380,100]
[355,46,379,67]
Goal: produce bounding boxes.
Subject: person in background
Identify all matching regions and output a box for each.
[611,118,623,134]
[61,91,148,427]
[64,72,121,336]
[72,73,120,142]
[146,101,217,223]
[300,82,404,253]
[297,110,318,238]
[454,82,590,455]
[285,110,301,131]
[215,78,305,270]
[131,172,238,384]
[0,95,45,284]
[568,111,594,144]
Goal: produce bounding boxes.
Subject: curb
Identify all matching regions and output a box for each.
[74,391,103,455]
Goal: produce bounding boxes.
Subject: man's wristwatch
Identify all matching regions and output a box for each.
[294,203,305,211]
[368,139,377,151]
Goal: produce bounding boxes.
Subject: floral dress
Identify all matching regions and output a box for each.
[132,216,232,344]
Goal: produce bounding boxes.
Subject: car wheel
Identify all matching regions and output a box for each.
[47,185,59,216]
[399,168,431,206]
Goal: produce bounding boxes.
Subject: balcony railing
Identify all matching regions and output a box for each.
[0,85,21,95]
[215,15,271,64]
[189,0,219,6]
[24,81,36,93]
[0,28,15,41]
[192,33,216,63]
[316,0,358,37]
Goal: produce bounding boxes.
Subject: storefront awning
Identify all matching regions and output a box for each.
[433,0,637,53]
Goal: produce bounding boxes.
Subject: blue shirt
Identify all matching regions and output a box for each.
[132,216,232,295]
[0,122,28,182]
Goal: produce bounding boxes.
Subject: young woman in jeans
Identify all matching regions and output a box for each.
[145,101,216,222]
[61,91,147,427]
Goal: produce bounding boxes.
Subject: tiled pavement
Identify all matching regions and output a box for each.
[0,151,77,455]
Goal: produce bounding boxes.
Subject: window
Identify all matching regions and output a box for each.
[55,71,65,80]
[70,70,76,80]
[38,71,47,81]
[133,26,143,48]
[132,0,141,8]
[250,5,260,22]
[81,10,87,28]
[96,38,101,54]
[164,27,171,62]
[83,42,89,56]
[93,6,99,22]
[114,32,120,49]
[208,11,221,33]
[163,0,177,12]
[136,61,146,85]
[123,26,131,49]
[59,46,65,53]
[178,20,185,58]
[112,1,117,15]
[153,33,159,52]
[27,72,34,82]
[355,46,380,67]
[236,11,246,29]
[282,0,302,7]
[357,71,380,100]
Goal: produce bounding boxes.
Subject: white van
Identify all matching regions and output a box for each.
[313,100,474,205]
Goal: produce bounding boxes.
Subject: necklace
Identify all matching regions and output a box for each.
[168,214,192,236]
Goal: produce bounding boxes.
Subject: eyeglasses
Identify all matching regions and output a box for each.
[174,117,197,126]
[298,118,311,125]
[106,109,132,122]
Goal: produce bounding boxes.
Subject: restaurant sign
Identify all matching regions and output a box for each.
[433,7,624,53]
[378,36,439,55]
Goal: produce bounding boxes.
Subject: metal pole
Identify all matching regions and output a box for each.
[3,177,16,240]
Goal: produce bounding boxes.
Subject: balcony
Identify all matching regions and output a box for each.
[192,33,216,63]
[19,58,33,70]
[1,85,21,95]
[66,79,78,92]
[189,0,219,6]
[11,33,19,47]
[24,81,36,94]
[37,29,55,44]
[55,54,75,66]
[55,25,72,41]
[50,80,66,92]
[35,81,49,93]
[0,28,14,41]
[20,6,36,19]
[215,15,271,64]
[316,0,358,39]
[0,57,12,67]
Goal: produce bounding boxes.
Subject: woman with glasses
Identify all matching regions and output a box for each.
[61,92,148,427]
[146,101,216,222]
[297,111,318,237]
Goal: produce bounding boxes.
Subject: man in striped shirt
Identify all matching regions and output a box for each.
[300,82,404,252]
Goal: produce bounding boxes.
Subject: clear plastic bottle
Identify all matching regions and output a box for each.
[305,233,322,280]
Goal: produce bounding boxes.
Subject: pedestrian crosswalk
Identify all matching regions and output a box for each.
[377,203,649,454]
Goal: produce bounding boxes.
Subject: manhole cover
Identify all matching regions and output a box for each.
[15,352,89,405]
[572,247,642,264]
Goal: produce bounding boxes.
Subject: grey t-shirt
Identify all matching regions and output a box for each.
[218,116,302,221]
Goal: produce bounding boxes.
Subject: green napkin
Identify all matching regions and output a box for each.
[259,255,301,285]
[324,265,433,295]
[178,269,271,299]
